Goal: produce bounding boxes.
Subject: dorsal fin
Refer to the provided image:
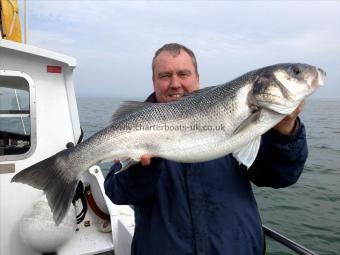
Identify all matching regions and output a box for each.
[112,101,153,122]
[111,86,217,121]
[179,85,217,100]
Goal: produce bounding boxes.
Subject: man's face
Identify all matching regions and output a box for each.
[153,50,200,103]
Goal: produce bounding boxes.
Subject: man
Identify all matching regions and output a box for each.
[105,43,307,255]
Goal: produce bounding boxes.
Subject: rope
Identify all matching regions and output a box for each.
[85,185,110,221]
[72,181,87,224]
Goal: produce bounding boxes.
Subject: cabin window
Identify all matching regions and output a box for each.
[0,74,32,159]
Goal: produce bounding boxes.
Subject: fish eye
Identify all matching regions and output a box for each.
[292,66,301,75]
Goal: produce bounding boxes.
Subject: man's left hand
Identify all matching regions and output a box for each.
[273,100,305,135]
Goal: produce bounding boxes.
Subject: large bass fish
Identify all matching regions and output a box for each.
[12,63,325,225]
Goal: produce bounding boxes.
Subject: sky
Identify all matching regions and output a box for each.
[17,0,340,98]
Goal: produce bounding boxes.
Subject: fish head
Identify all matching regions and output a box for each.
[252,63,326,115]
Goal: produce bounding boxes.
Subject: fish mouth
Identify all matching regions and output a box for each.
[316,68,326,87]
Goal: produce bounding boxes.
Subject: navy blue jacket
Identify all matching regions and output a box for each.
[105,93,308,255]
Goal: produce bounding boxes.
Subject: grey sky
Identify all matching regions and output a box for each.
[19,1,340,98]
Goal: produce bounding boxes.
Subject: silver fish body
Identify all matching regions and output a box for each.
[12,63,326,225]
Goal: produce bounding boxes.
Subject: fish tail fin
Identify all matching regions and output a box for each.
[11,151,79,225]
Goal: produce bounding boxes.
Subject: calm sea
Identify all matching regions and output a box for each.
[77,97,340,255]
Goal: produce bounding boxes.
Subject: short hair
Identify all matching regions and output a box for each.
[152,43,198,76]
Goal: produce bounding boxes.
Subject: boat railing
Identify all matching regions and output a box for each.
[263,225,318,255]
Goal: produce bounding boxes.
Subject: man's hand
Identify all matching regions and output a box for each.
[140,153,152,166]
[114,154,152,167]
[273,100,305,135]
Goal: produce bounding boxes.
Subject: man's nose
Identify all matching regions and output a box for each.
[169,75,181,89]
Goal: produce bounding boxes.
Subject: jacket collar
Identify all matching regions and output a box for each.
[145,92,158,103]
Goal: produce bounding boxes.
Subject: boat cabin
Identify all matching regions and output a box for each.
[0,39,134,255]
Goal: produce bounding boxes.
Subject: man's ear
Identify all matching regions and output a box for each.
[196,72,200,82]
[152,75,156,89]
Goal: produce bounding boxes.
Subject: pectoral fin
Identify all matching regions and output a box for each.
[232,136,261,168]
[232,111,261,135]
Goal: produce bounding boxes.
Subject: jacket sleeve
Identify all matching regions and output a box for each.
[247,118,308,188]
[104,158,163,205]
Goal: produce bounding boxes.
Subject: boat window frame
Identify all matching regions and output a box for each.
[0,70,36,162]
